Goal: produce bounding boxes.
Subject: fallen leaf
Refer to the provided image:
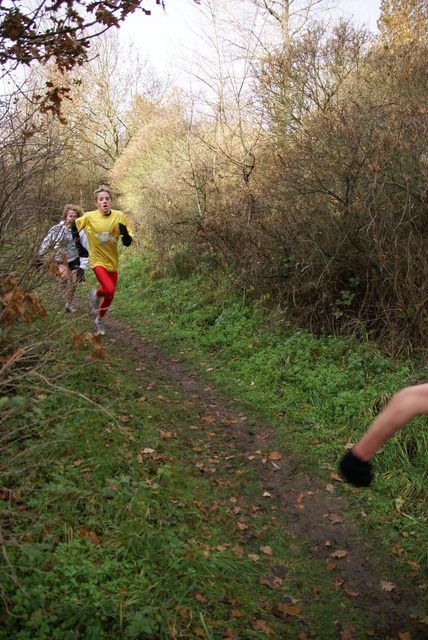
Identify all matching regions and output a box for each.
[340,626,357,640]
[231,610,242,618]
[260,574,283,589]
[397,632,412,640]
[330,550,348,559]
[328,513,344,525]
[330,472,343,483]
[391,545,405,557]
[326,563,337,571]
[252,620,274,634]
[268,451,283,461]
[194,593,207,603]
[87,531,99,546]
[334,577,344,590]
[260,546,273,555]
[248,554,260,562]
[381,581,395,592]
[157,395,171,403]
[325,484,335,493]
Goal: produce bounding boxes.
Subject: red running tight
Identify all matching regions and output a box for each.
[93,266,118,318]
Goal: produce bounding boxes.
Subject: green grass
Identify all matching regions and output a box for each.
[1,251,427,638]
[0,339,376,639]
[114,250,428,569]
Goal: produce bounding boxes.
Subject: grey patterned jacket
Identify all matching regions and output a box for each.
[38,221,79,264]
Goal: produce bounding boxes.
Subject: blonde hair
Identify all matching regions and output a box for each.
[94,184,113,200]
[62,204,83,220]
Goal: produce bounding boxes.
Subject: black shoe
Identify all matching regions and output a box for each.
[339,449,373,487]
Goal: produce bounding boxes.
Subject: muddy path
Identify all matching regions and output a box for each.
[107,314,427,639]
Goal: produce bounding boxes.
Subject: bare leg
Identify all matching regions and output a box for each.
[66,270,77,305]
[340,383,428,486]
[353,384,428,461]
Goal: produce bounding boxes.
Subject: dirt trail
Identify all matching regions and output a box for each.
[108,315,427,639]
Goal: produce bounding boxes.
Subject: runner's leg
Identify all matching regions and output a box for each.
[93,266,118,318]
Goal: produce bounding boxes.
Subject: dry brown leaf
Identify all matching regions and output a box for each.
[231,610,242,618]
[381,581,395,592]
[260,574,283,589]
[330,550,348,559]
[260,546,273,555]
[252,620,274,634]
[330,472,344,483]
[328,513,344,525]
[325,483,335,493]
[268,451,283,461]
[345,589,360,598]
[397,631,412,640]
[248,554,260,562]
[340,626,357,640]
[194,593,207,603]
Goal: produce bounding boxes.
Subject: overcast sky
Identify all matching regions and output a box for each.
[120,0,381,77]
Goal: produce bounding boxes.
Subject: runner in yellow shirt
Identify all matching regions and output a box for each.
[72,185,133,336]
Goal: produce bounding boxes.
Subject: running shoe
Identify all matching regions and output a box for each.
[65,303,76,313]
[94,316,105,336]
[90,288,100,316]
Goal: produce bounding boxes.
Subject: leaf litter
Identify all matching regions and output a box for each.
[104,316,428,639]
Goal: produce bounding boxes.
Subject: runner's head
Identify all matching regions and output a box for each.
[94,185,113,216]
[62,204,82,227]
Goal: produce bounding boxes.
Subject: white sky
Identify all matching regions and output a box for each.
[120,0,382,77]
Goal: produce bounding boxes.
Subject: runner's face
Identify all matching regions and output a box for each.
[96,192,112,215]
[65,210,77,227]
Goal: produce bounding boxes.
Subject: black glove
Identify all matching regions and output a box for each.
[339,449,373,487]
[119,223,132,247]
[74,238,88,259]
[71,221,80,242]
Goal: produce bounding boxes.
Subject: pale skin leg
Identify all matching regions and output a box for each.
[352,384,428,462]
[58,265,77,305]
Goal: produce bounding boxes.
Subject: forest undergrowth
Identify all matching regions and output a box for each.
[0,250,427,639]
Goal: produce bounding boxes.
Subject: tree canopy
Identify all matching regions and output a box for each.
[0,0,163,72]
